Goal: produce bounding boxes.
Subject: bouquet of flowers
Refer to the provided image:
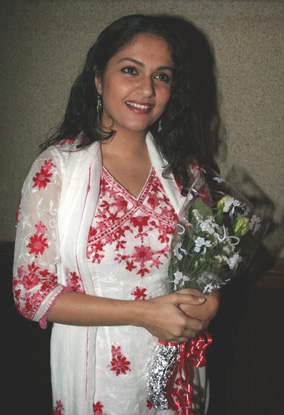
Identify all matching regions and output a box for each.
[147,164,266,415]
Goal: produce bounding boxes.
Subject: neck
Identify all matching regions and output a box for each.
[101,129,148,160]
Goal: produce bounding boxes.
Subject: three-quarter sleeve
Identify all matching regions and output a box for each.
[13,148,68,328]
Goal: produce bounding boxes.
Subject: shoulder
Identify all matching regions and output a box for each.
[24,139,101,193]
[40,139,100,169]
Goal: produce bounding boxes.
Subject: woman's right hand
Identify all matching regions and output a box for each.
[140,291,206,343]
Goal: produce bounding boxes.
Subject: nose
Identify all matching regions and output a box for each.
[140,75,155,97]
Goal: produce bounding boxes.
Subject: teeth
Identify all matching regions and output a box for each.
[126,101,151,110]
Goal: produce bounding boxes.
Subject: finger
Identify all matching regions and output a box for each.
[175,292,205,305]
[178,303,208,320]
[179,288,205,297]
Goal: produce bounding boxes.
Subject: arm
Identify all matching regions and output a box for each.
[13,148,67,327]
[47,289,207,342]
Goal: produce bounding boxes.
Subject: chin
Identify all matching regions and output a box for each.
[122,123,153,134]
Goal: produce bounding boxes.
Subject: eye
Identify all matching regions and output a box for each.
[121,66,139,76]
[152,72,171,84]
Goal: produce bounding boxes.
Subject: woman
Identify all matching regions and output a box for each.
[13,14,220,415]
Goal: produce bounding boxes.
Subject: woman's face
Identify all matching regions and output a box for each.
[95,33,174,136]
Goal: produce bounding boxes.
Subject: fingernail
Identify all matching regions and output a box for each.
[198,297,205,303]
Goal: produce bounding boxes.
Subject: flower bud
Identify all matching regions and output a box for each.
[217,195,230,212]
[234,216,250,236]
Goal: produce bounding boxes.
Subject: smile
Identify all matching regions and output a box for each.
[125,101,153,112]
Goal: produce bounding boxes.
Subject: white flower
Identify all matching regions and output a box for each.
[172,271,190,289]
[223,197,241,214]
[173,243,186,260]
[192,209,203,223]
[203,282,217,294]
[200,218,215,234]
[226,252,241,270]
[212,176,224,183]
[250,214,262,235]
[223,197,233,212]
[194,237,212,253]
[199,271,216,283]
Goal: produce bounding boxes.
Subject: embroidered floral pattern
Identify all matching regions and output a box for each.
[53,400,64,415]
[110,345,131,376]
[13,262,58,320]
[57,138,76,146]
[32,159,55,189]
[87,168,177,279]
[66,270,84,293]
[26,221,48,257]
[93,401,108,415]
[131,286,147,300]
[147,398,154,409]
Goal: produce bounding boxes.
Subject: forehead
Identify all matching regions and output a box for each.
[109,33,174,66]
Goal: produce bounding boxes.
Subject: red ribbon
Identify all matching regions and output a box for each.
[161,331,212,415]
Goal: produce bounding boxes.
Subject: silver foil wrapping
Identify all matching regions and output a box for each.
[147,342,179,409]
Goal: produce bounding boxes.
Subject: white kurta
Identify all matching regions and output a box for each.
[87,166,177,414]
[13,133,208,415]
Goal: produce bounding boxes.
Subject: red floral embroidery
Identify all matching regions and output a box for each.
[26,221,48,257]
[147,398,154,409]
[66,270,84,293]
[35,220,47,234]
[32,159,55,189]
[131,216,150,232]
[131,286,147,300]
[13,262,58,320]
[27,233,48,256]
[87,232,105,264]
[57,138,76,146]
[87,169,177,278]
[133,245,152,263]
[126,260,136,271]
[110,345,131,376]
[93,401,108,415]
[53,400,64,415]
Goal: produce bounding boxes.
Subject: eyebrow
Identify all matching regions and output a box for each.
[116,57,174,71]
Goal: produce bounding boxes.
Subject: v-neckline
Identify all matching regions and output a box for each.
[102,166,154,203]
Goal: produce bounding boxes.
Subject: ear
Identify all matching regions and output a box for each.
[95,73,103,95]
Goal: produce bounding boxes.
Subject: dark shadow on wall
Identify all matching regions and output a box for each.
[207,165,284,415]
[225,165,284,260]
[156,13,228,169]
[3,242,52,415]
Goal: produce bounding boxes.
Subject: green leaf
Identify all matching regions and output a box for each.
[193,197,213,218]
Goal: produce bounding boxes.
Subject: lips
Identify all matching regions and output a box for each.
[125,100,153,113]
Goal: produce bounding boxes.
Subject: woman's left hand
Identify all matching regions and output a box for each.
[178,288,220,331]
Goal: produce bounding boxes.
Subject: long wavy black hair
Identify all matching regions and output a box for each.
[42,14,222,191]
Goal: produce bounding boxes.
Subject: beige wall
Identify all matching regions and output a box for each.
[1,0,283,256]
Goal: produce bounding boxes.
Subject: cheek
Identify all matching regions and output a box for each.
[103,76,133,100]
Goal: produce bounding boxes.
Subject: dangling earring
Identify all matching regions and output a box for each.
[97,94,102,113]
[97,94,103,125]
[158,118,162,132]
